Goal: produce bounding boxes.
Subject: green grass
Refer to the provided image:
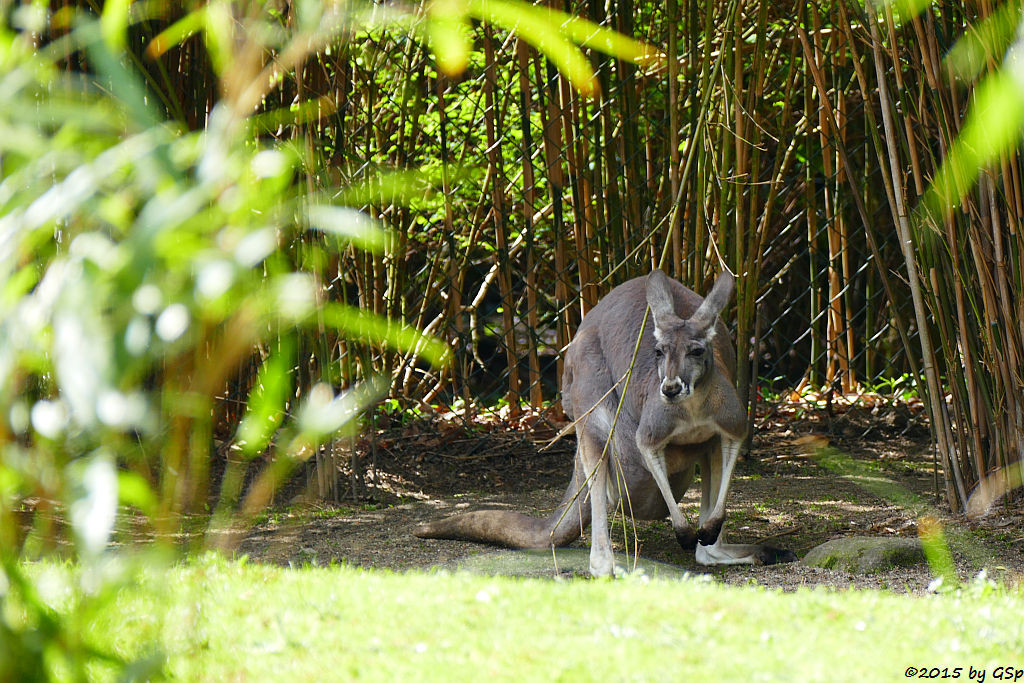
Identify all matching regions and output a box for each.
[21,556,1024,681]
[253,503,393,526]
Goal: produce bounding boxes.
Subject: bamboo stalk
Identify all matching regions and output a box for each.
[868,14,966,511]
[617,0,644,273]
[742,37,800,422]
[531,54,572,415]
[482,25,521,414]
[515,38,544,409]
[668,0,682,275]
[735,0,773,409]
[801,4,821,391]
[833,0,920,397]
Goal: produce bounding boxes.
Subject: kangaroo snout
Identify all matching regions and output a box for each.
[660,377,687,401]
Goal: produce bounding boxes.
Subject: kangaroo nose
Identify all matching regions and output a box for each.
[661,379,682,398]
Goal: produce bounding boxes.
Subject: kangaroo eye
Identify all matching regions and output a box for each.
[653,347,664,358]
[688,347,706,358]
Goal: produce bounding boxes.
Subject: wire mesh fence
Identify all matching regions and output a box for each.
[18,0,1019,518]
[286,3,920,419]
[162,0,936,502]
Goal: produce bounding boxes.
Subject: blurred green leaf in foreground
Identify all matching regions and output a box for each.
[0,1,658,679]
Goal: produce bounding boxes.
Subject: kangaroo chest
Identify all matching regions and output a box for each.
[661,399,721,445]
[636,401,721,451]
[666,421,718,446]
[658,420,720,476]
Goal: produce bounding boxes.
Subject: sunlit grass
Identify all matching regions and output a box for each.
[14,555,1023,681]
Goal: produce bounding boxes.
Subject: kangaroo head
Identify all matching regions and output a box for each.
[646,269,734,404]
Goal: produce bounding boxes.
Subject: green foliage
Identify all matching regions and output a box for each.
[870,0,1024,511]
[0,3,396,520]
[945,0,1023,81]
[922,66,1024,222]
[0,3,421,678]
[426,0,661,96]
[866,374,918,401]
[0,1,661,679]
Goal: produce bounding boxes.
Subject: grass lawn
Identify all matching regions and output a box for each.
[23,556,1024,681]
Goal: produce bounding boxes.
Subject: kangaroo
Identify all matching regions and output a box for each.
[415,269,797,576]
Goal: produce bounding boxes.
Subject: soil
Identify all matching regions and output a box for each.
[236,405,1024,593]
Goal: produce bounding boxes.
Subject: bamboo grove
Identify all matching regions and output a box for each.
[32,0,1024,514]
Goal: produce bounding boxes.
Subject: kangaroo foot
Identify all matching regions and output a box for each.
[589,550,615,578]
[755,545,798,565]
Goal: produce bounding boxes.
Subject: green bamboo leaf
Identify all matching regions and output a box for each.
[332,169,424,206]
[294,0,325,33]
[2,265,38,305]
[68,452,118,559]
[295,381,368,442]
[427,0,472,77]
[146,8,205,59]
[320,304,450,367]
[921,68,1024,219]
[945,0,1023,81]
[331,167,474,207]
[918,516,959,590]
[118,470,156,515]
[306,205,388,252]
[235,339,295,457]
[100,0,132,51]
[203,2,234,76]
[249,96,338,135]
[83,21,161,130]
[873,0,932,25]
[541,6,661,65]
[468,0,598,96]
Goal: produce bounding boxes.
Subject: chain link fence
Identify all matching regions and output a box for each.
[315,9,915,399]
[198,2,928,499]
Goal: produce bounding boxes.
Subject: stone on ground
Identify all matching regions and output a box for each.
[802,536,925,574]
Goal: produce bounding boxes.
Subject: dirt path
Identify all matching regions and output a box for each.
[237,409,1024,592]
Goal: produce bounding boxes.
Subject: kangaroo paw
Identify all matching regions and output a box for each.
[674,527,698,550]
[755,545,798,565]
[696,520,723,546]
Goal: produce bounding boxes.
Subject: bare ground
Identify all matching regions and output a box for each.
[236,406,1024,592]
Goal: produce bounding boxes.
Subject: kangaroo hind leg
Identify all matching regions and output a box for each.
[694,442,797,566]
[579,430,616,578]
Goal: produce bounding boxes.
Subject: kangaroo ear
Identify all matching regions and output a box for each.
[690,271,734,329]
[646,269,680,328]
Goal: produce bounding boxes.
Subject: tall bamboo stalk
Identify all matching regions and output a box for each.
[482,25,521,412]
[869,13,965,511]
[516,38,544,409]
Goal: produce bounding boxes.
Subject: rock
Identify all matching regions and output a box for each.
[802,536,925,574]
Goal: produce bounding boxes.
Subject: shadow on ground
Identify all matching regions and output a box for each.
[235,409,1024,592]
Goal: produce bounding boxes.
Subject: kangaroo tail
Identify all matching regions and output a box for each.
[414,460,589,549]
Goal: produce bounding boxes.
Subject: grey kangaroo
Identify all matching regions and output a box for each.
[415,269,797,576]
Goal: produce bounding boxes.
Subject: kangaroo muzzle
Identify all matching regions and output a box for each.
[660,377,688,401]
